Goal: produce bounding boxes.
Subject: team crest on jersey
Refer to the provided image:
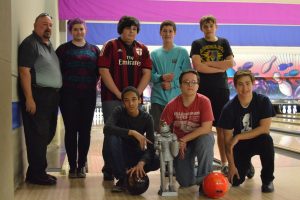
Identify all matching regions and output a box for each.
[136,48,142,56]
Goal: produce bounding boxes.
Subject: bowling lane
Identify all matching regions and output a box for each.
[271,115,300,153]
[271,130,300,153]
[276,113,300,120]
[272,116,300,125]
[271,121,300,134]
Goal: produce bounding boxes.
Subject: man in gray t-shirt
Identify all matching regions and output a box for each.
[18,13,62,186]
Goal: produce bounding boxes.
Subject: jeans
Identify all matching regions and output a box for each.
[174,133,215,187]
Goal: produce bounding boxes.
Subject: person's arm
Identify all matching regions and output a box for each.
[192,54,225,73]
[140,114,155,163]
[99,68,121,99]
[224,129,240,183]
[170,48,192,89]
[179,121,212,143]
[205,55,234,70]
[151,53,173,90]
[128,129,152,151]
[150,52,162,83]
[19,67,36,114]
[137,68,151,96]
[128,114,154,178]
[233,117,272,142]
[103,107,129,137]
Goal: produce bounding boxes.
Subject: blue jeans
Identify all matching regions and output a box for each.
[174,133,215,187]
[105,134,159,180]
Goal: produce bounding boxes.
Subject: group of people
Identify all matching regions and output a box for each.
[18,12,275,195]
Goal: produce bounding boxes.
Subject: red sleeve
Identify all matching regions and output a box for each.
[199,95,214,122]
[98,40,113,69]
[160,100,175,125]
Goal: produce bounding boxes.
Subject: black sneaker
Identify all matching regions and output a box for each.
[246,163,255,179]
[111,178,127,192]
[26,174,57,185]
[69,168,77,178]
[77,167,86,178]
[261,181,274,193]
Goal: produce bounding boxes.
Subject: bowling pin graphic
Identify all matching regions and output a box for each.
[282,105,286,114]
[261,55,277,74]
[293,105,297,114]
[273,72,293,97]
[287,105,292,114]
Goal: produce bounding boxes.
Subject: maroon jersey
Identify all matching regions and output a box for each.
[98,37,152,101]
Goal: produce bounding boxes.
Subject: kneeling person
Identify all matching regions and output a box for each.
[104,86,159,192]
[219,69,275,193]
[161,70,215,191]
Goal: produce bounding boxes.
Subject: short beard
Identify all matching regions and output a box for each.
[43,31,51,39]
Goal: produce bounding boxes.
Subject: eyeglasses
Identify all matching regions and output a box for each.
[35,13,52,23]
[182,80,198,86]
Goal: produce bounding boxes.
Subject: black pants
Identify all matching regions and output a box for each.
[21,86,59,178]
[233,134,275,185]
[60,91,96,169]
[105,134,160,180]
[198,88,229,127]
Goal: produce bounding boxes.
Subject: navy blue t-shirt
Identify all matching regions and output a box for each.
[219,92,275,136]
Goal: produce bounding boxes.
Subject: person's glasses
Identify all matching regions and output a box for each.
[182,80,198,86]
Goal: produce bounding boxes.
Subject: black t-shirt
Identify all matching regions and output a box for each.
[218,92,276,136]
[190,37,233,89]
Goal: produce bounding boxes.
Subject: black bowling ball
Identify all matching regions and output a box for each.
[127,173,150,195]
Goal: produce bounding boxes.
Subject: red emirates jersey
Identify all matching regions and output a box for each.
[98,38,152,101]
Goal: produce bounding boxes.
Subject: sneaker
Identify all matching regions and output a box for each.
[26,174,57,185]
[261,182,274,193]
[111,178,127,192]
[231,175,241,187]
[246,163,255,179]
[77,167,86,178]
[221,165,229,176]
[69,169,77,178]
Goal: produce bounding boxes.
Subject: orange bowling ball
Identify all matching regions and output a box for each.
[202,172,229,199]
